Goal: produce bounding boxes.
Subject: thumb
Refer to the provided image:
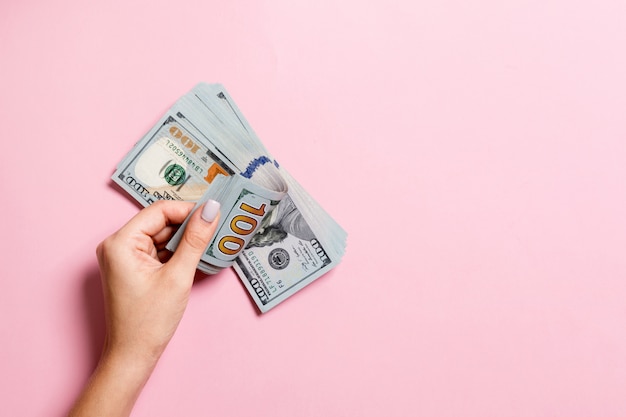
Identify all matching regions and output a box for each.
[167,199,221,277]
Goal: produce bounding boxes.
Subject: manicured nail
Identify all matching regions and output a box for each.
[201,199,220,223]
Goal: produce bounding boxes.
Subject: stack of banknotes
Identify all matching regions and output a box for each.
[112,83,347,312]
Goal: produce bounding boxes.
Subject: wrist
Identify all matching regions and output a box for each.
[68,343,160,417]
[100,343,161,379]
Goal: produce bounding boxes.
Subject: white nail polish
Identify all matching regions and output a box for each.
[201,199,220,222]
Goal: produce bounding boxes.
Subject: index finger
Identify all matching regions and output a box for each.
[119,200,196,238]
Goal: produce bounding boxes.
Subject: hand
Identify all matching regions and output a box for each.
[69,199,220,417]
[97,199,220,364]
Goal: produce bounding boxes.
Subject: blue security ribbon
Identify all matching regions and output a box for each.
[241,156,274,178]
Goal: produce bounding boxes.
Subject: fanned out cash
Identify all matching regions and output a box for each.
[112,83,347,312]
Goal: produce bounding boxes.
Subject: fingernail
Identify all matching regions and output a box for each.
[201,199,220,223]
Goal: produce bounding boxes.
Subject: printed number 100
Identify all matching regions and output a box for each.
[218,201,267,256]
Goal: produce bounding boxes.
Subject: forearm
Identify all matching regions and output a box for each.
[68,349,157,417]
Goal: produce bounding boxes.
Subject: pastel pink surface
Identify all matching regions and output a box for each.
[2,1,626,416]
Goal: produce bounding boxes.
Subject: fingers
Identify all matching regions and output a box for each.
[166,200,221,279]
[121,201,195,238]
[152,225,179,246]
[157,249,174,263]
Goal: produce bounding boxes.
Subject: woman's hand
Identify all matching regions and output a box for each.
[69,199,220,417]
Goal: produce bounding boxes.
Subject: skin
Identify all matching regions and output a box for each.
[68,200,220,417]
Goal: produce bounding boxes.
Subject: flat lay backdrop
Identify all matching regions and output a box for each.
[1,1,626,416]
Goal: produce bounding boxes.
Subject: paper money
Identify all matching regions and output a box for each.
[113,113,235,205]
[166,174,285,270]
[233,195,334,312]
[112,83,346,312]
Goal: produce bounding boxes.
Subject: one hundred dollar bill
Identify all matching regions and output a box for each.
[166,174,285,269]
[111,83,346,313]
[112,112,235,206]
[233,193,338,312]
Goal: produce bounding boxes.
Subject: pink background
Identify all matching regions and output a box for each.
[2,0,626,415]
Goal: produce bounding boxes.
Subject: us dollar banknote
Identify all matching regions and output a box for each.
[233,194,336,312]
[166,174,285,270]
[113,112,236,206]
[111,83,346,312]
